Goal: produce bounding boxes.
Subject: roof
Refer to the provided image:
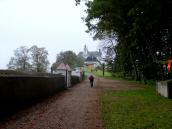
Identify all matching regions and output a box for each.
[66,64,71,71]
[57,63,67,70]
[88,51,101,58]
[57,63,71,71]
[85,55,98,62]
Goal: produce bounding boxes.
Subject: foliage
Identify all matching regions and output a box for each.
[77,0,172,81]
[7,46,31,71]
[7,45,49,72]
[84,67,113,79]
[94,69,112,77]
[29,45,49,72]
[77,52,85,67]
[52,50,84,70]
[99,37,116,71]
[101,87,172,129]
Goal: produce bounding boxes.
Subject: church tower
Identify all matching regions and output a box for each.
[83,44,88,58]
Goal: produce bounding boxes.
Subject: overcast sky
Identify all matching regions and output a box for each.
[0,0,99,69]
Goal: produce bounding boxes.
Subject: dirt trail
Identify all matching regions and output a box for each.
[0,77,142,129]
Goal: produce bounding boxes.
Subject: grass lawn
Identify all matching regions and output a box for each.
[84,68,113,78]
[94,70,112,77]
[101,87,172,129]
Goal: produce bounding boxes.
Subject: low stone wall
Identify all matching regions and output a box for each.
[0,70,84,118]
[0,75,65,117]
[156,81,168,98]
[71,75,82,86]
[156,80,172,98]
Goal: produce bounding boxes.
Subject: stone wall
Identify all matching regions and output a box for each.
[0,75,65,117]
[156,80,172,98]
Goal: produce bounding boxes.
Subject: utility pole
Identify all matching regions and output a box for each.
[103,63,105,76]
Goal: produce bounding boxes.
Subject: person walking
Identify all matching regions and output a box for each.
[89,74,94,87]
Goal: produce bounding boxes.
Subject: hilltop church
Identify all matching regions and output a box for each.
[78,44,102,69]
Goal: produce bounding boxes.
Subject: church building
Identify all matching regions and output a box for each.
[78,44,102,69]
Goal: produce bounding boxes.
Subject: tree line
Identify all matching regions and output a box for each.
[7,45,84,73]
[76,0,172,81]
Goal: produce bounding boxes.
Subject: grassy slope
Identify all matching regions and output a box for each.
[89,69,172,129]
[101,86,172,129]
[84,68,113,78]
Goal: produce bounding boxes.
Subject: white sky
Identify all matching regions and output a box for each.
[0,0,99,69]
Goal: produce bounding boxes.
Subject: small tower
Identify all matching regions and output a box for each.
[83,44,89,58]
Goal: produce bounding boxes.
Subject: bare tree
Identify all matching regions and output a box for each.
[99,36,117,62]
[29,45,49,72]
[7,46,31,71]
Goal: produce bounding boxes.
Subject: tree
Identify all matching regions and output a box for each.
[7,45,50,72]
[77,53,85,67]
[7,46,31,71]
[76,0,172,80]
[29,45,49,72]
[98,37,116,72]
[52,50,84,71]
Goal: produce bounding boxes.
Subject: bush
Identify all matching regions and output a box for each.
[112,72,124,78]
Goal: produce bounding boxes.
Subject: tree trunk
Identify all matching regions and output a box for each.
[129,51,140,81]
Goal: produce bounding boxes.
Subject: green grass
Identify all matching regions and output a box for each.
[83,68,112,78]
[128,79,156,87]
[94,70,112,77]
[93,69,156,86]
[101,87,172,129]
[83,67,92,73]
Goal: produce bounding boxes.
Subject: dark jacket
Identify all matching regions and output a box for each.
[89,75,94,81]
